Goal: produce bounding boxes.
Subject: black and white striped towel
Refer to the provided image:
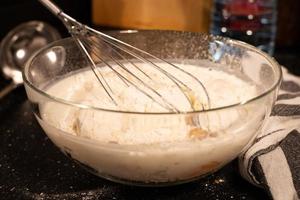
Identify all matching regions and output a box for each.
[239,67,300,200]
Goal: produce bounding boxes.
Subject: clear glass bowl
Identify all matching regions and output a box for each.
[23,30,281,186]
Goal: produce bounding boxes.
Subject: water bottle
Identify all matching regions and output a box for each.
[210,0,277,55]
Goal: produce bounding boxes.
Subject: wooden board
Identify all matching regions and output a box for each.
[92,0,212,33]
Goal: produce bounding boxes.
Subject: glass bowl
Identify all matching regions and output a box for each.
[23,30,281,186]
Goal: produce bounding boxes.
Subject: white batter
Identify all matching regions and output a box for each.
[36,62,266,183]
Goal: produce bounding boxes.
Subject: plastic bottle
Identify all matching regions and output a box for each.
[210,0,277,55]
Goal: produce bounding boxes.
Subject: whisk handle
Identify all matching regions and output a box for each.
[38,0,62,16]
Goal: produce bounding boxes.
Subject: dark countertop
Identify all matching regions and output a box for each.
[1,49,299,200]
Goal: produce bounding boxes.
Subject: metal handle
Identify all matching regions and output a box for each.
[38,0,62,16]
[0,82,18,99]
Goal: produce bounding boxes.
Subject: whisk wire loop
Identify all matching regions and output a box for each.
[82,38,180,112]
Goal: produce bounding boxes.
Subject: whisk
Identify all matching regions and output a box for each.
[38,0,211,113]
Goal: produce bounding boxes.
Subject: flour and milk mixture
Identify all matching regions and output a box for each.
[38,61,264,183]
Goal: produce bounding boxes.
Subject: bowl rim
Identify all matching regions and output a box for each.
[23,30,282,115]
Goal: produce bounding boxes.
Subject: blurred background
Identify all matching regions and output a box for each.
[1,0,299,74]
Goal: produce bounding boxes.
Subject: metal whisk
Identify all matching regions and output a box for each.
[39,0,211,113]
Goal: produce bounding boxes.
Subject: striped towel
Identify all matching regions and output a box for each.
[239,67,300,200]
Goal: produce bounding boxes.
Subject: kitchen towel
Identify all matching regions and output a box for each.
[239,67,300,200]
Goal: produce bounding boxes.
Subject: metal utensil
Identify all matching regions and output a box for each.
[39,0,211,112]
[0,21,61,98]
